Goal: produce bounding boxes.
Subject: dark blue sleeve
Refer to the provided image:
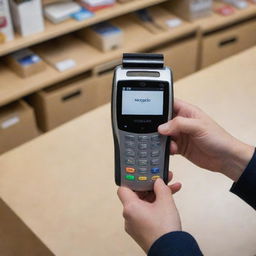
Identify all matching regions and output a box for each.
[148,231,203,256]
[230,148,256,210]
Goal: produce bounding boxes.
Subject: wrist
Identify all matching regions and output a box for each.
[222,139,254,182]
[143,224,182,253]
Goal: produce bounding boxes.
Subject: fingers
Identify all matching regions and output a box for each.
[168,171,173,182]
[158,116,201,137]
[173,98,200,116]
[170,141,179,155]
[168,182,182,195]
[154,178,172,203]
[168,171,182,194]
[173,98,189,114]
[117,187,139,206]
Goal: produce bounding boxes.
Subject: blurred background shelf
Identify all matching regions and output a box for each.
[0,0,168,57]
[0,19,197,107]
[193,2,256,33]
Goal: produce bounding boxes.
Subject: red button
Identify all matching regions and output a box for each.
[126,167,135,173]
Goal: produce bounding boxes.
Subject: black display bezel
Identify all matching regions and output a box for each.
[117,80,169,133]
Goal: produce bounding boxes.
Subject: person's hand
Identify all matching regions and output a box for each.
[158,98,254,181]
[117,174,181,253]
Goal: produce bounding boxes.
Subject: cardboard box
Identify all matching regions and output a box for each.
[201,19,256,68]
[0,0,14,42]
[92,58,121,106]
[0,100,39,154]
[77,22,123,52]
[154,35,198,81]
[10,0,44,36]
[5,49,46,78]
[28,58,119,131]
[165,0,213,21]
[237,19,256,50]
[27,72,99,131]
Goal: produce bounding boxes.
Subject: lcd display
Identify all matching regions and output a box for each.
[122,87,164,115]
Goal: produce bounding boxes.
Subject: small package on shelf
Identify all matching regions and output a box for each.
[216,0,248,9]
[44,1,81,23]
[9,0,44,36]
[117,0,133,2]
[77,22,123,52]
[134,7,183,33]
[0,100,39,154]
[214,2,236,15]
[71,7,94,21]
[78,0,115,12]
[33,34,99,71]
[132,9,163,34]
[5,48,46,78]
[165,0,213,21]
[0,0,14,43]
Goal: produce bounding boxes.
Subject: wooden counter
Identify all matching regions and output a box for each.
[0,47,256,256]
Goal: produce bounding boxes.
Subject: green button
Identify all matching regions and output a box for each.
[125,175,135,181]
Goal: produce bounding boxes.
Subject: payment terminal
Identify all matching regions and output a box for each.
[111,53,173,191]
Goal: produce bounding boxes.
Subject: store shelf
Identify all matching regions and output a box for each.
[193,3,256,33]
[0,19,198,107]
[0,0,168,57]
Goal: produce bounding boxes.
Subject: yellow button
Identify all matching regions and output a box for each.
[126,167,135,173]
[138,176,148,181]
[152,176,160,181]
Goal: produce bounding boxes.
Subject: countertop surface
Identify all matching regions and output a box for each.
[0,47,256,256]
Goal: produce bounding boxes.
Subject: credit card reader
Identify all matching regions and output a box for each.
[112,53,173,191]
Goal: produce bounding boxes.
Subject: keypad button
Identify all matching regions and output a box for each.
[152,175,160,181]
[138,143,147,150]
[138,176,148,181]
[138,159,148,166]
[125,149,135,157]
[151,135,160,142]
[138,167,148,174]
[151,142,160,149]
[151,150,160,157]
[125,175,135,181]
[126,158,135,165]
[125,135,135,141]
[151,168,160,174]
[126,167,136,173]
[151,159,159,166]
[125,141,135,149]
[138,136,149,142]
[138,151,147,158]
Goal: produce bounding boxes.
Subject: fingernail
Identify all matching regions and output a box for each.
[159,123,169,132]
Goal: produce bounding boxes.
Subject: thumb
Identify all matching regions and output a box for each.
[158,116,202,137]
[117,186,139,206]
[154,178,172,203]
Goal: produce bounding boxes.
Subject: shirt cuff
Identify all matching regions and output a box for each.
[148,231,203,256]
[230,148,256,210]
